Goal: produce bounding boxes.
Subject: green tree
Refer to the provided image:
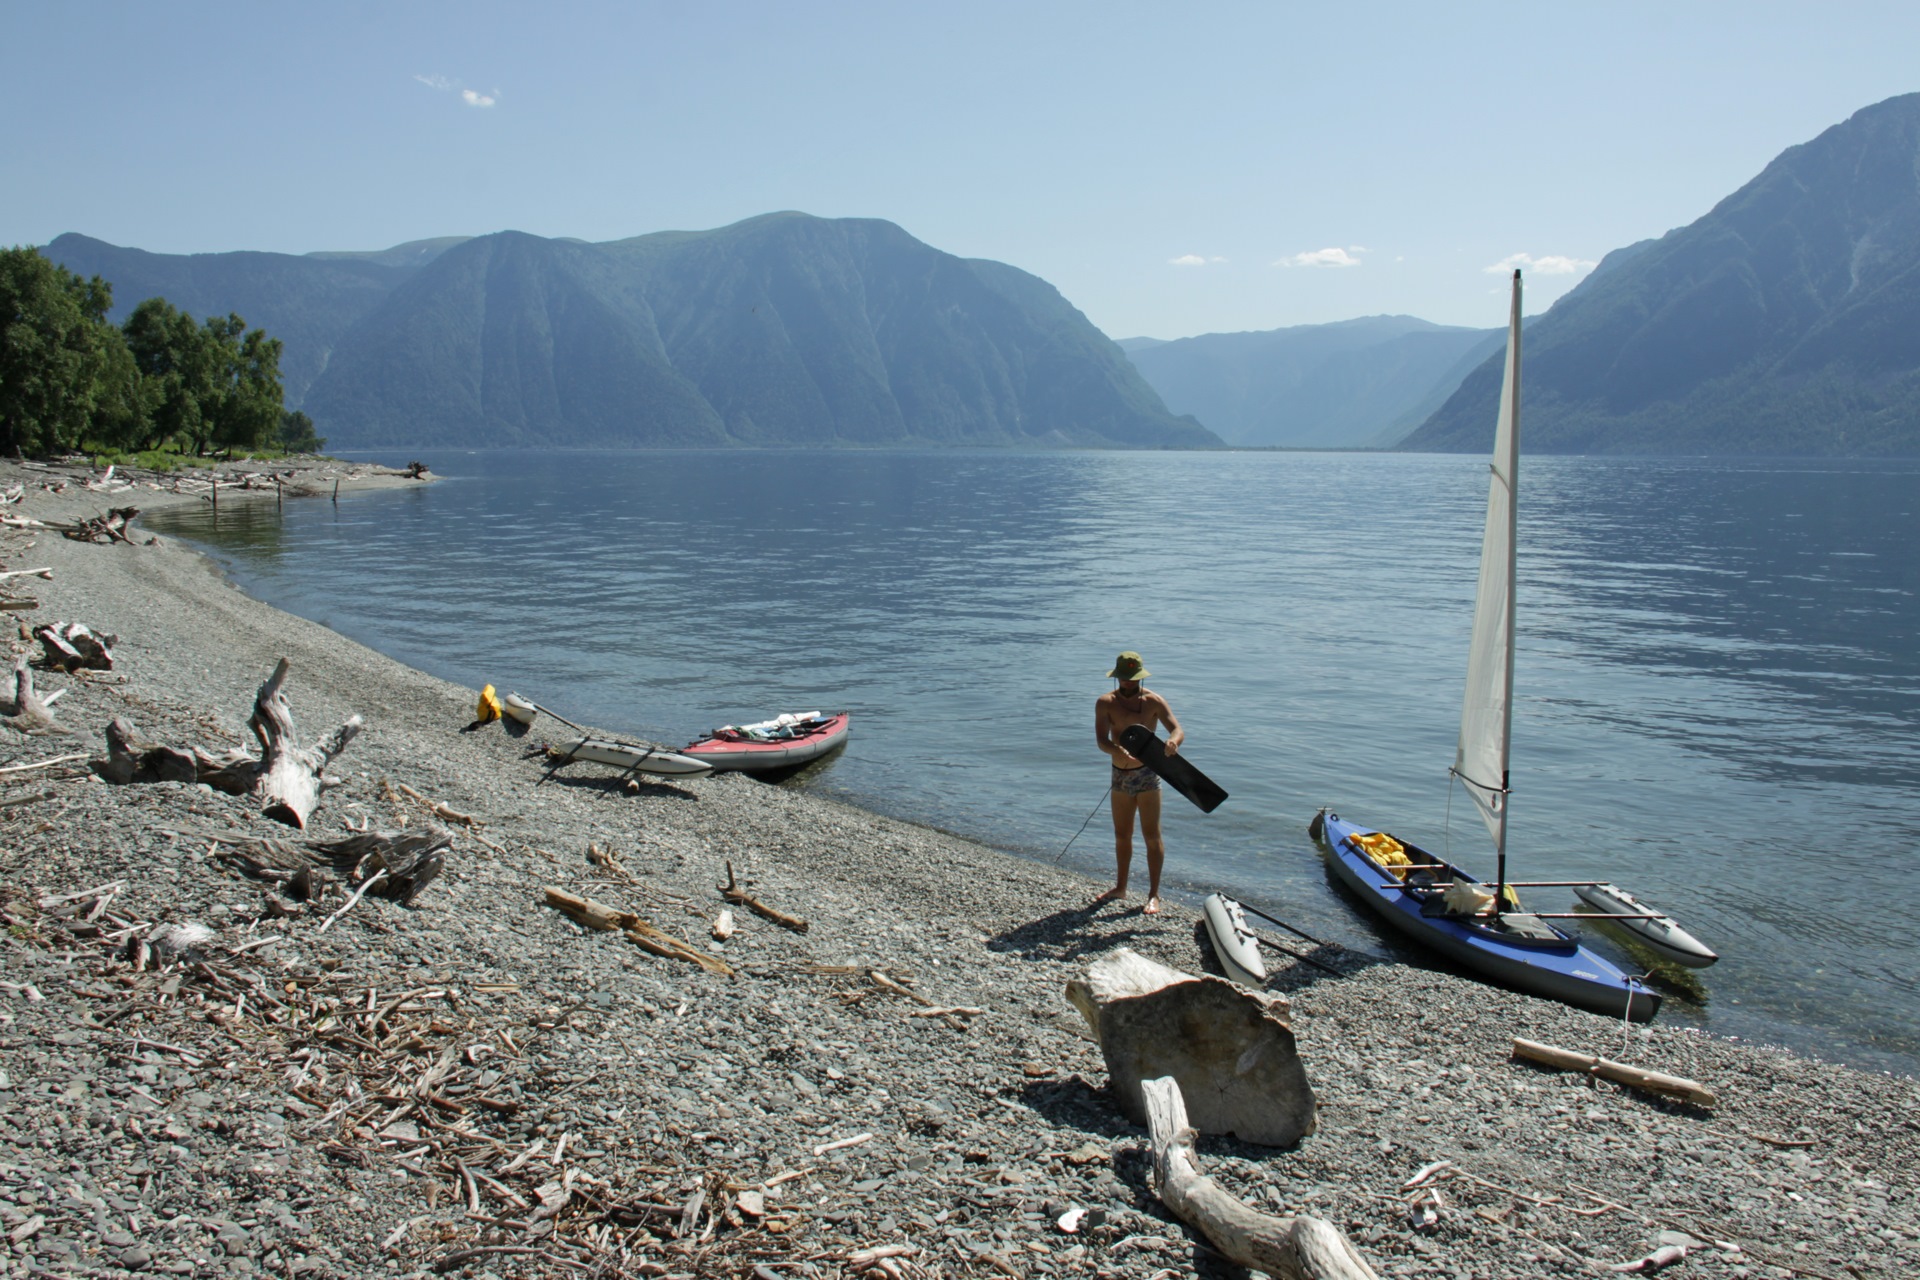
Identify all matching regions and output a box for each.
[202,315,284,455]
[122,297,214,452]
[0,246,135,456]
[278,409,326,453]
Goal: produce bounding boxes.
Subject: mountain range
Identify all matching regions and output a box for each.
[1118,317,1500,448]
[45,216,1218,450]
[41,92,1920,456]
[1407,92,1920,454]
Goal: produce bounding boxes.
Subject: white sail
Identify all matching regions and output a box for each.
[1453,271,1521,852]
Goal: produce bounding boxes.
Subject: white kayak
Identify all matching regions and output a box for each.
[1202,893,1267,988]
[503,693,539,726]
[1573,882,1718,968]
[553,737,713,778]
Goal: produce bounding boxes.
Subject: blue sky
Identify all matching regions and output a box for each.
[5,1,1916,339]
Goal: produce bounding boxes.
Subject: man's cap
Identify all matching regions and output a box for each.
[1108,651,1149,680]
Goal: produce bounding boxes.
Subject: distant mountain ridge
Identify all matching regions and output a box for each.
[1122,316,1499,447]
[1407,92,1920,455]
[45,215,1217,450]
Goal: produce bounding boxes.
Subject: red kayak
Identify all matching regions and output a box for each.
[681,711,850,773]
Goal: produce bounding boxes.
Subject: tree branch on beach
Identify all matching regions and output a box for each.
[1144,1075,1380,1279]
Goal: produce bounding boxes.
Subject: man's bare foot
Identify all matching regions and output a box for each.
[1090,887,1126,908]
[1143,895,1162,915]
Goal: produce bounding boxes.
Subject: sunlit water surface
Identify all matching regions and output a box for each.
[148,450,1920,1075]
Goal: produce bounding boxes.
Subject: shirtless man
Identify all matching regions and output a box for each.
[1092,651,1183,914]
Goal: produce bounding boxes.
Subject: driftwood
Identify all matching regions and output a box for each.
[64,506,141,544]
[1144,1076,1379,1279]
[100,717,197,784]
[720,861,809,932]
[1067,948,1315,1146]
[1512,1038,1717,1106]
[96,661,360,828]
[36,621,116,671]
[3,656,64,732]
[201,659,362,827]
[543,887,734,977]
[216,828,450,911]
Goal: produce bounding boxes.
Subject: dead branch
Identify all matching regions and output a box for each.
[1511,1038,1716,1106]
[720,861,809,932]
[543,887,734,977]
[1145,1076,1378,1279]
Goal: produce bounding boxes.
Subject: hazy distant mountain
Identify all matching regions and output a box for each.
[44,233,414,404]
[306,237,471,270]
[1408,92,1920,455]
[46,215,1217,450]
[1122,316,1498,447]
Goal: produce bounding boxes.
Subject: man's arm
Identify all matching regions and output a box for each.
[1157,697,1185,755]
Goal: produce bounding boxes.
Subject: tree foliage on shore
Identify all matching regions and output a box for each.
[0,246,289,458]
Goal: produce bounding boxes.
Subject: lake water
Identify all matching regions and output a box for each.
[147,449,1920,1075]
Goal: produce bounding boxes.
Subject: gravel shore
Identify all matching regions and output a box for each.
[0,458,1913,1280]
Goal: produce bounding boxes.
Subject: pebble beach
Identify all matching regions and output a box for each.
[0,458,1913,1280]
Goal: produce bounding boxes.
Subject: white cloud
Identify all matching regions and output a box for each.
[416,74,498,107]
[1484,252,1595,276]
[1274,246,1364,269]
[1168,254,1228,267]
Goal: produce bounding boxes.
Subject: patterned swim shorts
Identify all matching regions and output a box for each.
[1111,764,1161,795]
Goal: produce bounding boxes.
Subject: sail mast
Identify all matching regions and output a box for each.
[1453,269,1521,913]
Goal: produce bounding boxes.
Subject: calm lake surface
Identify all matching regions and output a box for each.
[148,450,1920,1075]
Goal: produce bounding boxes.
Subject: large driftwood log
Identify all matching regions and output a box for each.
[1067,949,1315,1147]
[97,660,360,828]
[1144,1076,1379,1279]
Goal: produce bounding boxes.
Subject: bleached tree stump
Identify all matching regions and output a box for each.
[1067,948,1316,1147]
[1144,1076,1379,1279]
[3,656,63,733]
[194,659,361,827]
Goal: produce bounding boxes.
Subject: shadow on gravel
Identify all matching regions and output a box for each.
[537,772,702,801]
[986,908,1156,962]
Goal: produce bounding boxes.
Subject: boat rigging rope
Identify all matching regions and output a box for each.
[1052,787,1111,864]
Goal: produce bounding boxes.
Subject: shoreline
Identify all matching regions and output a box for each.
[0,457,1913,1279]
